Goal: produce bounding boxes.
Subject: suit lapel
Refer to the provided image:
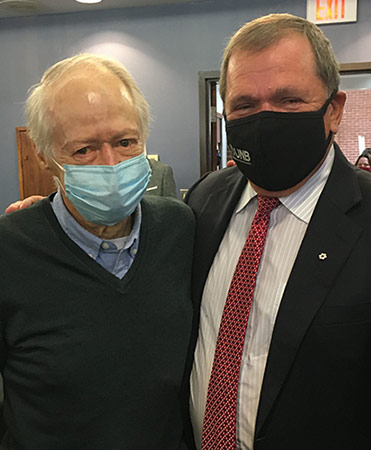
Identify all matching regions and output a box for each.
[191,167,246,307]
[255,146,363,435]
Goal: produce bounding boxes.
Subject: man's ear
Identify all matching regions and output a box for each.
[328,90,346,134]
[36,153,49,171]
[33,143,52,172]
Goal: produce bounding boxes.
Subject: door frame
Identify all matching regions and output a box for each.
[198,71,220,176]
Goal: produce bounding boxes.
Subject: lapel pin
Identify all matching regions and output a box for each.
[318,253,327,260]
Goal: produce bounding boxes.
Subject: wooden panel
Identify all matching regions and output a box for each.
[16,127,56,199]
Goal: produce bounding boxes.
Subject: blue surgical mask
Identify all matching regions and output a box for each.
[56,153,151,226]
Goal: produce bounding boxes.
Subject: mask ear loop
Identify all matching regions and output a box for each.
[321,90,338,148]
[320,89,338,114]
[50,158,66,194]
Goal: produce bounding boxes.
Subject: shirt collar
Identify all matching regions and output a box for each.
[235,145,335,224]
[51,190,141,258]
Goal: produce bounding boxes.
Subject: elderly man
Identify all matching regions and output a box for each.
[0,54,195,449]
[187,13,371,450]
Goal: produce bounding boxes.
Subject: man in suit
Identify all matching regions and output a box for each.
[187,13,371,450]
[146,157,177,198]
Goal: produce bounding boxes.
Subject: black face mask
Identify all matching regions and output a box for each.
[226,94,335,191]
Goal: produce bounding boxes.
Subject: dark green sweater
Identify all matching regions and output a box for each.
[0,195,195,450]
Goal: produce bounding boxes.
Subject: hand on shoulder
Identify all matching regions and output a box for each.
[5,195,45,214]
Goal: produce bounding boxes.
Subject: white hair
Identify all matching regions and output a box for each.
[26,53,150,159]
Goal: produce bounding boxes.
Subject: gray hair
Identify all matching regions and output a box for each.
[219,13,340,102]
[26,53,150,159]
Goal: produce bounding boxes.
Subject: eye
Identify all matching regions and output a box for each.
[283,97,302,105]
[119,138,138,148]
[119,139,131,148]
[75,147,89,155]
[235,103,253,111]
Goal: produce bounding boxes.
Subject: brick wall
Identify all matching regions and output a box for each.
[336,89,371,164]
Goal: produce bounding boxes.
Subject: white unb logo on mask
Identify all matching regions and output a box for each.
[230,144,251,165]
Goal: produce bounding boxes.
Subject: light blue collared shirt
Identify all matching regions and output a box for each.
[51,191,141,279]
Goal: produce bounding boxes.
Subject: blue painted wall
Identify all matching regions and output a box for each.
[0,0,370,211]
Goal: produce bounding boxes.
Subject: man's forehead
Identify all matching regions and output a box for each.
[226,35,318,89]
[232,33,313,59]
[48,67,132,105]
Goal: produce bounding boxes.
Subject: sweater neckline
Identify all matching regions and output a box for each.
[40,195,150,293]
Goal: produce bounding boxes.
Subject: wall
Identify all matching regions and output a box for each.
[336,89,371,163]
[0,0,371,211]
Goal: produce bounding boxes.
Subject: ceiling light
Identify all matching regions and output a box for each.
[0,0,43,12]
[75,0,102,4]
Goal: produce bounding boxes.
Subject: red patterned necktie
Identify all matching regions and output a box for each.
[202,195,280,450]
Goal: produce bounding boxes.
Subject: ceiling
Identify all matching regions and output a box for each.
[0,0,211,19]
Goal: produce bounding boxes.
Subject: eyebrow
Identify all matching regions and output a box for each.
[272,87,308,99]
[62,139,96,151]
[111,129,140,140]
[228,94,257,109]
[228,86,309,109]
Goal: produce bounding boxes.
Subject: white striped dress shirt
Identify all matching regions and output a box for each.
[190,146,335,450]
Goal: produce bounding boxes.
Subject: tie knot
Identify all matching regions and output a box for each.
[257,195,280,215]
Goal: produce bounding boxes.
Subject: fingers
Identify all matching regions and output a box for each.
[5,195,44,214]
[5,201,23,214]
